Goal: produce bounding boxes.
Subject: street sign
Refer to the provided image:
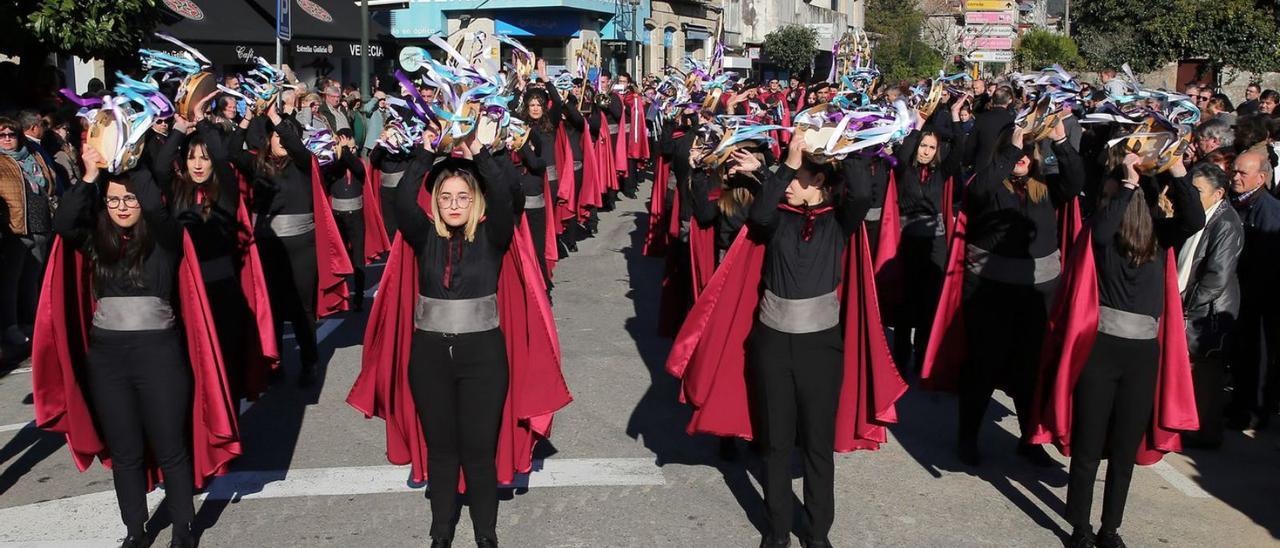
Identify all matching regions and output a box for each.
[277,0,291,41]
[965,0,1016,11]
[964,24,1016,37]
[965,10,1016,24]
[963,36,1014,49]
[968,50,1014,62]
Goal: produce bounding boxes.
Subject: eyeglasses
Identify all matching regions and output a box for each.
[104,195,140,209]
[437,195,473,209]
[0,132,16,139]
[154,119,170,125]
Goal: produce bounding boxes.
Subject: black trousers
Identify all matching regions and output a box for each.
[407,328,509,542]
[747,322,843,542]
[564,168,589,244]
[1189,354,1228,445]
[86,328,194,535]
[258,231,318,366]
[893,235,945,371]
[334,209,366,307]
[0,231,48,331]
[959,273,1057,445]
[623,159,640,195]
[1229,296,1280,420]
[380,186,399,242]
[205,276,250,400]
[1065,333,1158,533]
[525,205,552,287]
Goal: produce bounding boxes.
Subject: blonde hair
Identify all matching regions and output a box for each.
[429,168,487,241]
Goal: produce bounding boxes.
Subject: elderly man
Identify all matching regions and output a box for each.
[1237,83,1262,116]
[319,85,351,132]
[1195,118,1236,160]
[1180,163,1244,447]
[1228,151,1280,430]
[971,78,990,113]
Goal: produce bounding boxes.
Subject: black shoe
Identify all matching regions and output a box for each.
[1066,529,1095,548]
[120,534,149,548]
[623,190,638,199]
[957,439,980,467]
[1095,530,1125,548]
[1017,442,1058,468]
[298,363,318,387]
[168,535,194,548]
[565,239,578,253]
[429,537,452,548]
[759,535,790,548]
[475,538,498,548]
[800,538,832,548]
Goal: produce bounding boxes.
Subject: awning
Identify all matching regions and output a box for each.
[155,0,275,64]
[494,9,587,38]
[683,24,710,41]
[245,0,395,43]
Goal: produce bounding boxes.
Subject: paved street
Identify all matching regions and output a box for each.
[0,178,1277,548]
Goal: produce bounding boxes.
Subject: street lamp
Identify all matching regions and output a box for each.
[629,0,640,77]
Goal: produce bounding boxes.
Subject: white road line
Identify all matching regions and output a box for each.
[0,459,664,545]
[1148,459,1212,498]
[0,420,33,434]
[8,367,30,374]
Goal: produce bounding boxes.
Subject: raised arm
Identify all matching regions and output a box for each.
[472,147,516,250]
[837,155,873,237]
[132,168,183,252]
[1159,163,1207,245]
[150,126,188,197]
[394,147,436,250]
[689,169,719,226]
[748,144,800,234]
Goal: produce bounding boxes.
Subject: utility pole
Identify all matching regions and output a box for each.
[1064,0,1070,36]
[360,0,370,98]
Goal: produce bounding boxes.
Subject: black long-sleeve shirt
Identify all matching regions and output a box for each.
[395,148,518,300]
[748,157,872,299]
[548,91,585,161]
[894,122,966,239]
[231,119,315,218]
[53,169,183,300]
[324,149,366,200]
[690,170,756,254]
[155,121,243,265]
[1091,173,1204,318]
[514,135,546,197]
[964,140,1084,260]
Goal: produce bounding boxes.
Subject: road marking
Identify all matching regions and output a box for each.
[8,367,30,374]
[0,459,664,545]
[1148,459,1211,498]
[0,420,33,434]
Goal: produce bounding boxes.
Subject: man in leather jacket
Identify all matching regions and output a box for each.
[1227,151,1280,431]
[1180,163,1244,446]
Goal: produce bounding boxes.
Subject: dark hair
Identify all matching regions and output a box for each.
[1209,94,1233,112]
[336,127,355,140]
[91,175,154,289]
[0,116,20,134]
[1116,186,1159,266]
[1247,82,1262,92]
[1206,148,1237,172]
[991,87,1014,107]
[797,158,839,204]
[172,133,222,218]
[1261,90,1280,103]
[520,90,555,134]
[912,130,944,170]
[1234,114,1271,151]
[1191,162,1229,191]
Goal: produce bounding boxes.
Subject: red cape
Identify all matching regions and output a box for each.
[624,93,651,160]
[577,123,604,220]
[234,194,280,400]
[32,234,241,489]
[553,123,577,228]
[346,186,573,488]
[358,159,393,264]
[597,112,620,191]
[1029,232,1198,464]
[921,195,1079,392]
[688,218,716,301]
[665,226,908,450]
[309,157,355,318]
[642,153,670,257]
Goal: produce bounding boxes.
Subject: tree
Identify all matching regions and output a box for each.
[1073,0,1280,74]
[1014,29,1083,71]
[762,24,819,78]
[866,0,944,84]
[0,0,162,60]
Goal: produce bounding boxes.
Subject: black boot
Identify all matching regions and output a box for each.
[120,534,149,548]
[298,361,318,388]
[168,524,194,548]
[1066,528,1095,548]
[718,437,738,461]
[475,537,498,548]
[429,537,452,548]
[800,538,832,548]
[1017,442,1058,468]
[759,535,790,548]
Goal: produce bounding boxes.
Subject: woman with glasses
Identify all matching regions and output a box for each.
[0,115,55,347]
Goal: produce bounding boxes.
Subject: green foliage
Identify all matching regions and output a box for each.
[762,24,819,77]
[1014,29,1082,71]
[1073,0,1280,73]
[866,0,943,83]
[0,0,162,58]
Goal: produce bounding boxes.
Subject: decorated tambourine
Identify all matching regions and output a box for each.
[236,57,296,115]
[1081,63,1199,174]
[792,100,914,161]
[406,31,524,152]
[909,72,968,121]
[1010,65,1081,143]
[696,117,784,169]
[63,73,174,173]
[140,33,218,120]
[304,126,338,167]
[1110,118,1193,174]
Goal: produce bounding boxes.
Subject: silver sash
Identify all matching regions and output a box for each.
[608,123,619,135]
[965,245,1061,286]
[380,170,404,188]
[1098,306,1159,340]
[547,164,559,182]
[525,194,546,209]
[331,196,364,212]
[902,213,946,237]
[865,207,882,222]
[758,289,840,334]
[264,213,316,238]
[414,294,500,334]
[573,161,583,171]
[199,256,236,283]
[93,296,176,331]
